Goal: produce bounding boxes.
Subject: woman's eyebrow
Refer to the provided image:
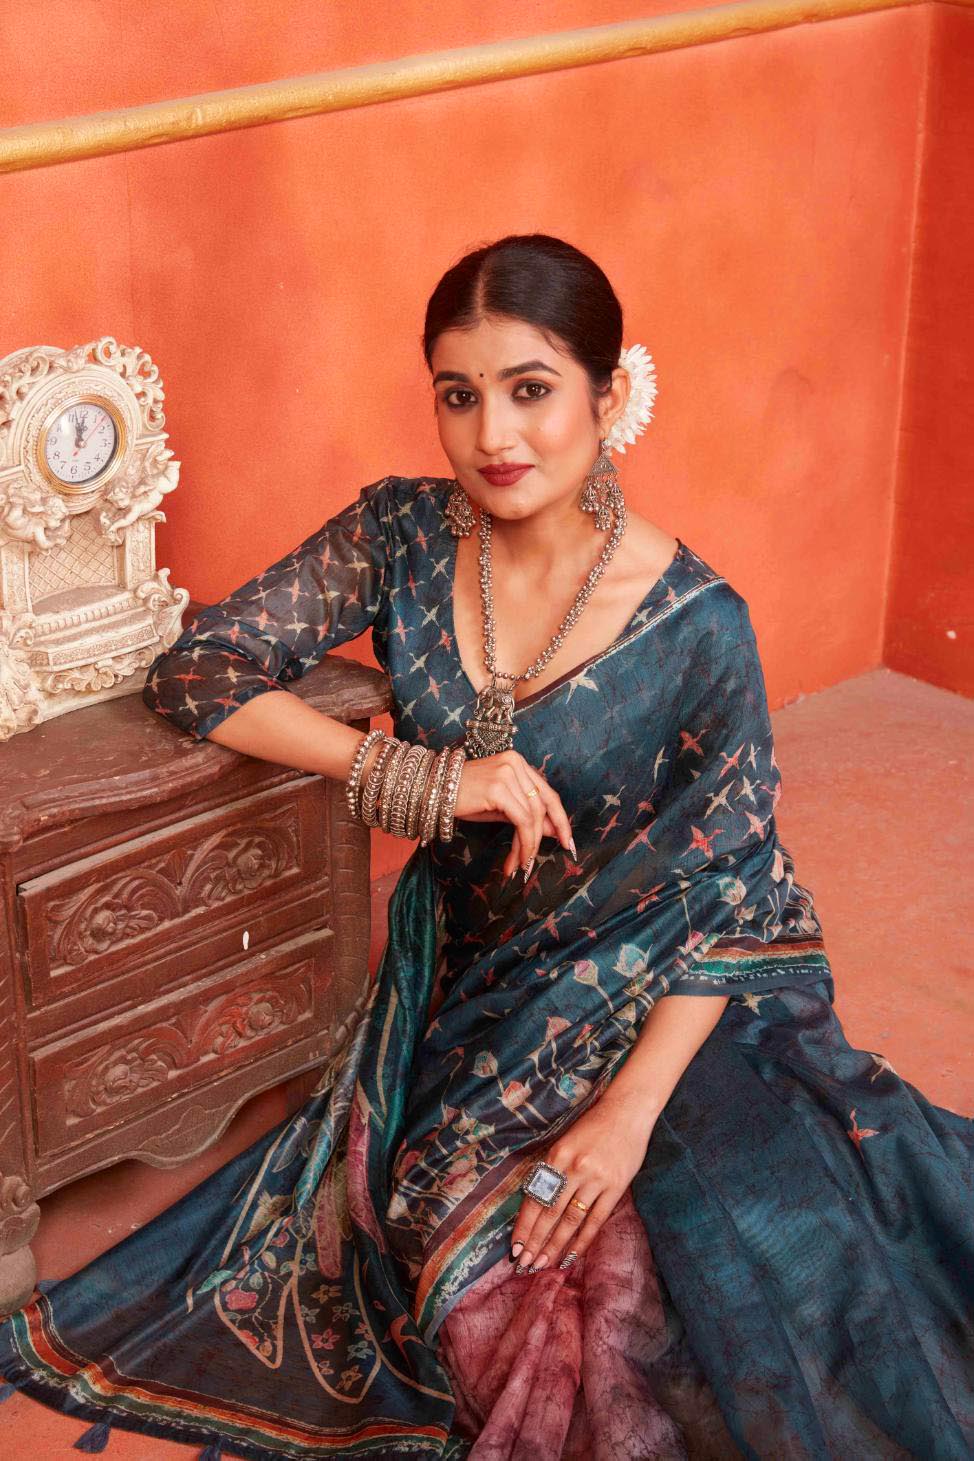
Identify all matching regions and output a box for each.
[432,360,563,386]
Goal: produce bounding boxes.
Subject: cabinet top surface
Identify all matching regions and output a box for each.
[0,650,392,850]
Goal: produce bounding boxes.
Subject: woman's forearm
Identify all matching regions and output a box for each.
[205,689,380,783]
[600,991,730,1125]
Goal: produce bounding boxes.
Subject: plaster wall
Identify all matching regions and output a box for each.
[884,4,974,698]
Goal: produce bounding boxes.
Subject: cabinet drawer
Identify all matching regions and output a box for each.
[17,779,328,1010]
[30,927,335,1157]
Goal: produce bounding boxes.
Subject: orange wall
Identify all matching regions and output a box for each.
[884,3,974,698]
[1,2,944,874]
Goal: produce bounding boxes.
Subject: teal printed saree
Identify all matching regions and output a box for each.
[1,475,971,1458]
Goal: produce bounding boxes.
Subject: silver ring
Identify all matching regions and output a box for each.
[521,1160,568,1208]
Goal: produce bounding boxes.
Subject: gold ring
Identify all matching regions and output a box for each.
[526,788,539,798]
[569,1197,589,1213]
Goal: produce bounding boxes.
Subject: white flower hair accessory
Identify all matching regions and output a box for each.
[604,343,658,454]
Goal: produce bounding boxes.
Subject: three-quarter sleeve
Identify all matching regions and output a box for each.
[142,474,397,740]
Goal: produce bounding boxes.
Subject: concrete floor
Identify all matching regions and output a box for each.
[1,665,972,1457]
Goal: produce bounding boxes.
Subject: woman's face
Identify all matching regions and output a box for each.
[429,314,629,522]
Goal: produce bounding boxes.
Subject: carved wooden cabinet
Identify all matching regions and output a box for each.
[0,646,392,1314]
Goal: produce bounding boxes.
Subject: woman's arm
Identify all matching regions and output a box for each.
[508,991,728,1273]
[203,686,383,784]
[598,989,730,1124]
[143,476,395,743]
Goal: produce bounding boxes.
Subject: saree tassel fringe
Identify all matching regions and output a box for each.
[0,1370,30,1403]
[197,1439,225,1460]
[72,1418,113,1451]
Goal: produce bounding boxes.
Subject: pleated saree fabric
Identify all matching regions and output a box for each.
[1,475,971,1459]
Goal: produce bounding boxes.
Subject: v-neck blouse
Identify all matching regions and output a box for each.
[376,477,727,748]
[443,521,691,716]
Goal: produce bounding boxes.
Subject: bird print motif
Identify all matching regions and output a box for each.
[2,475,972,1461]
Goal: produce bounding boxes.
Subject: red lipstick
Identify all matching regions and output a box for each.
[478,464,533,487]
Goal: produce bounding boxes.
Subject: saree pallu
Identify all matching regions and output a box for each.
[1,475,972,1458]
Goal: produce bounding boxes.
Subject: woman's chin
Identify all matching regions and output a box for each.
[464,486,533,517]
[483,498,540,523]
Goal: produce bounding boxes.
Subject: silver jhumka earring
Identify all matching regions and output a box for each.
[445,480,475,538]
[579,439,624,532]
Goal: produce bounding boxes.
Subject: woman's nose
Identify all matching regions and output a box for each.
[475,395,517,457]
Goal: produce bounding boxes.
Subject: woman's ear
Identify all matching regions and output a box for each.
[597,366,631,441]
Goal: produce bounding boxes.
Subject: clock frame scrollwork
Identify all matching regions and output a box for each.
[0,336,189,739]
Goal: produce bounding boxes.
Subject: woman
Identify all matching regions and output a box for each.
[1,234,972,1460]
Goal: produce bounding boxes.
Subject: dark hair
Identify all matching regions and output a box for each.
[422,234,623,409]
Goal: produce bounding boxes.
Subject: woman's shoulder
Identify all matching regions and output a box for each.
[628,525,756,668]
[619,512,679,584]
[373,473,455,504]
[673,545,760,674]
[678,540,745,606]
[623,510,744,615]
[363,473,454,535]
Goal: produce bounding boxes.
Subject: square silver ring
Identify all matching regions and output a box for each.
[521,1160,568,1208]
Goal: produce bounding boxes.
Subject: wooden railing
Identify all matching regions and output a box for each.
[0,0,964,174]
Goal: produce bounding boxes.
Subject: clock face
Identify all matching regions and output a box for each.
[43,400,119,488]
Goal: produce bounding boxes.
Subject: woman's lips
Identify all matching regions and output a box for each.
[478,464,533,486]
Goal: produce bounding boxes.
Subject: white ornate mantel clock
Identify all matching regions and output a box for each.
[0,337,189,741]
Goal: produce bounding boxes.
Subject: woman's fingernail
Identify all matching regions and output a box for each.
[522,858,534,881]
[510,1242,523,1261]
[568,837,577,858]
[559,1250,578,1270]
[528,1254,549,1274]
[515,1262,528,1275]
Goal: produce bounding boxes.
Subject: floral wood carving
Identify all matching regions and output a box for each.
[45,818,301,970]
[63,971,314,1120]
[0,1173,40,1257]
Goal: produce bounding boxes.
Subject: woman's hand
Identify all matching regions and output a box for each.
[453,749,575,879]
[509,1089,658,1274]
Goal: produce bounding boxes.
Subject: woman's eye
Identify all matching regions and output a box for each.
[443,379,551,409]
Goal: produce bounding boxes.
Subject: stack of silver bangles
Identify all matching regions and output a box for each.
[344,729,467,845]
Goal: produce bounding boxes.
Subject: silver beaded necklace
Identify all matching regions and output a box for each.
[462,496,628,758]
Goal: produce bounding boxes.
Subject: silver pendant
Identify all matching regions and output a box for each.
[464,680,517,758]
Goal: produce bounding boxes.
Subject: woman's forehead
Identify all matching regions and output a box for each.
[430,316,574,374]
